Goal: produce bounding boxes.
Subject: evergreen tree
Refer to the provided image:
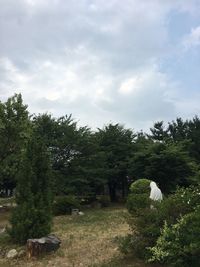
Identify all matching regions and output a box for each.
[129,142,195,193]
[9,133,53,244]
[149,121,169,142]
[97,124,135,201]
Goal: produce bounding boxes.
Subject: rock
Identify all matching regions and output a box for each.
[78,211,84,216]
[7,249,18,259]
[27,234,61,258]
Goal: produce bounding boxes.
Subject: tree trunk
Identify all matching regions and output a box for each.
[122,175,128,199]
[27,235,61,258]
[108,183,117,202]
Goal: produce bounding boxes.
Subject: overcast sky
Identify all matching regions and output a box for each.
[1,0,200,131]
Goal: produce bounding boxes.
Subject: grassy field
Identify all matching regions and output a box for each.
[0,206,163,267]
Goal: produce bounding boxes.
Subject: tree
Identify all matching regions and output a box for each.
[67,128,106,196]
[97,124,135,201]
[129,142,195,193]
[187,116,200,162]
[0,94,30,195]
[9,132,53,244]
[32,114,77,194]
[167,117,189,142]
[32,114,106,196]
[149,121,169,142]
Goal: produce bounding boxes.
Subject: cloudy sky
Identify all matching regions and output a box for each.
[1,0,200,131]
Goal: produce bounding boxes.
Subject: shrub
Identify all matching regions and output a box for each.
[121,178,155,259]
[123,184,200,260]
[149,206,200,267]
[156,185,200,225]
[118,233,150,259]
[53,195,80,215]
[9,135,53,244]
[126,178,151,215]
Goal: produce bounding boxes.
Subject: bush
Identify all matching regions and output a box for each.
[149,206,200,267]
[53,195,80,215]
[123,184,200,260]
[129,178,151,194]
[118,233,149,259]
[156,185,200,225]
[126,179,151,215]
[121,178,155,259]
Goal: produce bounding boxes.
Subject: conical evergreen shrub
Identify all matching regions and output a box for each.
[9,133,53,244]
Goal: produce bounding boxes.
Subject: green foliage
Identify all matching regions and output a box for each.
[53,195,81,215]
[9,133,53,244]
[124,184,200,260]
[149,206,200,267]
[130,142,195,193]
[126,179,151,215]
[150,121,169,142]
[9,197,52,244]
[129,179,150,194]
[117,233,150,259]
[0,94,30,194]
[33,114,107,197]
[97,124,135,201]
[156,185,200,225]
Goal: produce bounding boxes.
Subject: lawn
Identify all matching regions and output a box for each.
[0,206,163,267]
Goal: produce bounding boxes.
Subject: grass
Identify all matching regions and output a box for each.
[0,206,163,267]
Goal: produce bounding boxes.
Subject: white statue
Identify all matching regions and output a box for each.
[149,181,163,201]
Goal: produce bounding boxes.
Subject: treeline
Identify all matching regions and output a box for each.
[0,94,200,201]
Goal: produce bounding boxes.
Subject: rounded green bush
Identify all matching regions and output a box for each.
[130,179,151,194]
[127,178,151,215]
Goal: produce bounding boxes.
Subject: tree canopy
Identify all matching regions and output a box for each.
[0,94,199,201]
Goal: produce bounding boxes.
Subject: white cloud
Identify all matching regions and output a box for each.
[0,0,200,131]
[183,26,200,50]
[119,77,141,95]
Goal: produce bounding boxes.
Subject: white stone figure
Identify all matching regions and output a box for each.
[149,181,163,201]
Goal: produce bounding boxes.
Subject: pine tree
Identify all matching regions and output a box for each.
[9,133,53,244]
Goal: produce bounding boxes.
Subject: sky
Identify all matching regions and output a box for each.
[0,0,200,132]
